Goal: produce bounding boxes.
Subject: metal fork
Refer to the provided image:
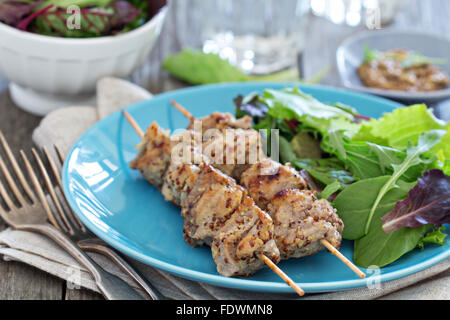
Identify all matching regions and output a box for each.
[0,131,142,300]
[37,145,165,300]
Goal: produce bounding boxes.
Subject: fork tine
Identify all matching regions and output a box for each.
[43,147,63,192]
[20,150,63,232]
[0,131,35,202]
[0,178,17,211]
[0,151,28,207]
[32,148,73,235]
[54,145,65,166]
[46,146,86,232]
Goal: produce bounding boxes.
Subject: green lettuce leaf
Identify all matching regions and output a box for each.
[352,104,447,150]
[260,87,355,135]
[417,227,448,249]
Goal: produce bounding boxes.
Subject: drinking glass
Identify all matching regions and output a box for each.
[195,0,311,75]
[310,0,404,27]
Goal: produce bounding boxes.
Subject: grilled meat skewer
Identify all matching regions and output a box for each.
[175,109,344,260]
[130,122,281,277]
[126,116,306,296]
[171,105,363,278]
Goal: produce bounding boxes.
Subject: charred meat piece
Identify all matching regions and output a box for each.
[268,189,343,259]
[188,112,253,133]
[202,128,266,180]
[130,122,171,188]
[211,197,280,277]
[241,159,308,210]
[181,164,246,247]
[162,161,202,206]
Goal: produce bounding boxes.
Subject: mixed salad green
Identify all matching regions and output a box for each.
[235,87,450,268]
[0,0,166,37]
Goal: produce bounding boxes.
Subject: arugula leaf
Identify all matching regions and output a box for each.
[364,130,446,235]
[293,158,354,187]
[381,169,450,233]
[321,131,428,182]
[321,180,342,201]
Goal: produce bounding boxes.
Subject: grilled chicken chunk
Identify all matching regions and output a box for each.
[202,128,266,180]
[181,164,246,247]
[130,122,171,188]
[268,189,343,259]
[240,159,308,210]
[211,197,280,277]
[188,112,252,133]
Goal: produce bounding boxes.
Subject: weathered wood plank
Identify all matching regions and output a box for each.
[0,260,63,300]
[64,288,103,300]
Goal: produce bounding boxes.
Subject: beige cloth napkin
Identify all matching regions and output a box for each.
[0,77,449,300]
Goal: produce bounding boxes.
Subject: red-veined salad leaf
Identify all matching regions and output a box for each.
[30,1,140,37]
[364,130,445,235]
[0,0,42,26]
[1,0,160,37]
[382,169,450,233]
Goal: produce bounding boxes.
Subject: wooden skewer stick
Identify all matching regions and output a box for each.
[123,110,145,138]
[320,240,365,278]
[258,253,304,296]
[170,100,367,279]
[122,109,305,296]
[170,100,195,127]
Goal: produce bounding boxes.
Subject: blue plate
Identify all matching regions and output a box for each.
[62,83,450,294]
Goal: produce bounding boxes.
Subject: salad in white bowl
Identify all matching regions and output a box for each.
[0,0,167,115]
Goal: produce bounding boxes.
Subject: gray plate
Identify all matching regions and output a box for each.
[337,30,450,104]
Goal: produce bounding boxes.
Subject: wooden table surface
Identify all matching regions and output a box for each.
[0,0,449,299]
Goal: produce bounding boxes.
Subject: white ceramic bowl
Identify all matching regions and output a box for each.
[0,6,167,115]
